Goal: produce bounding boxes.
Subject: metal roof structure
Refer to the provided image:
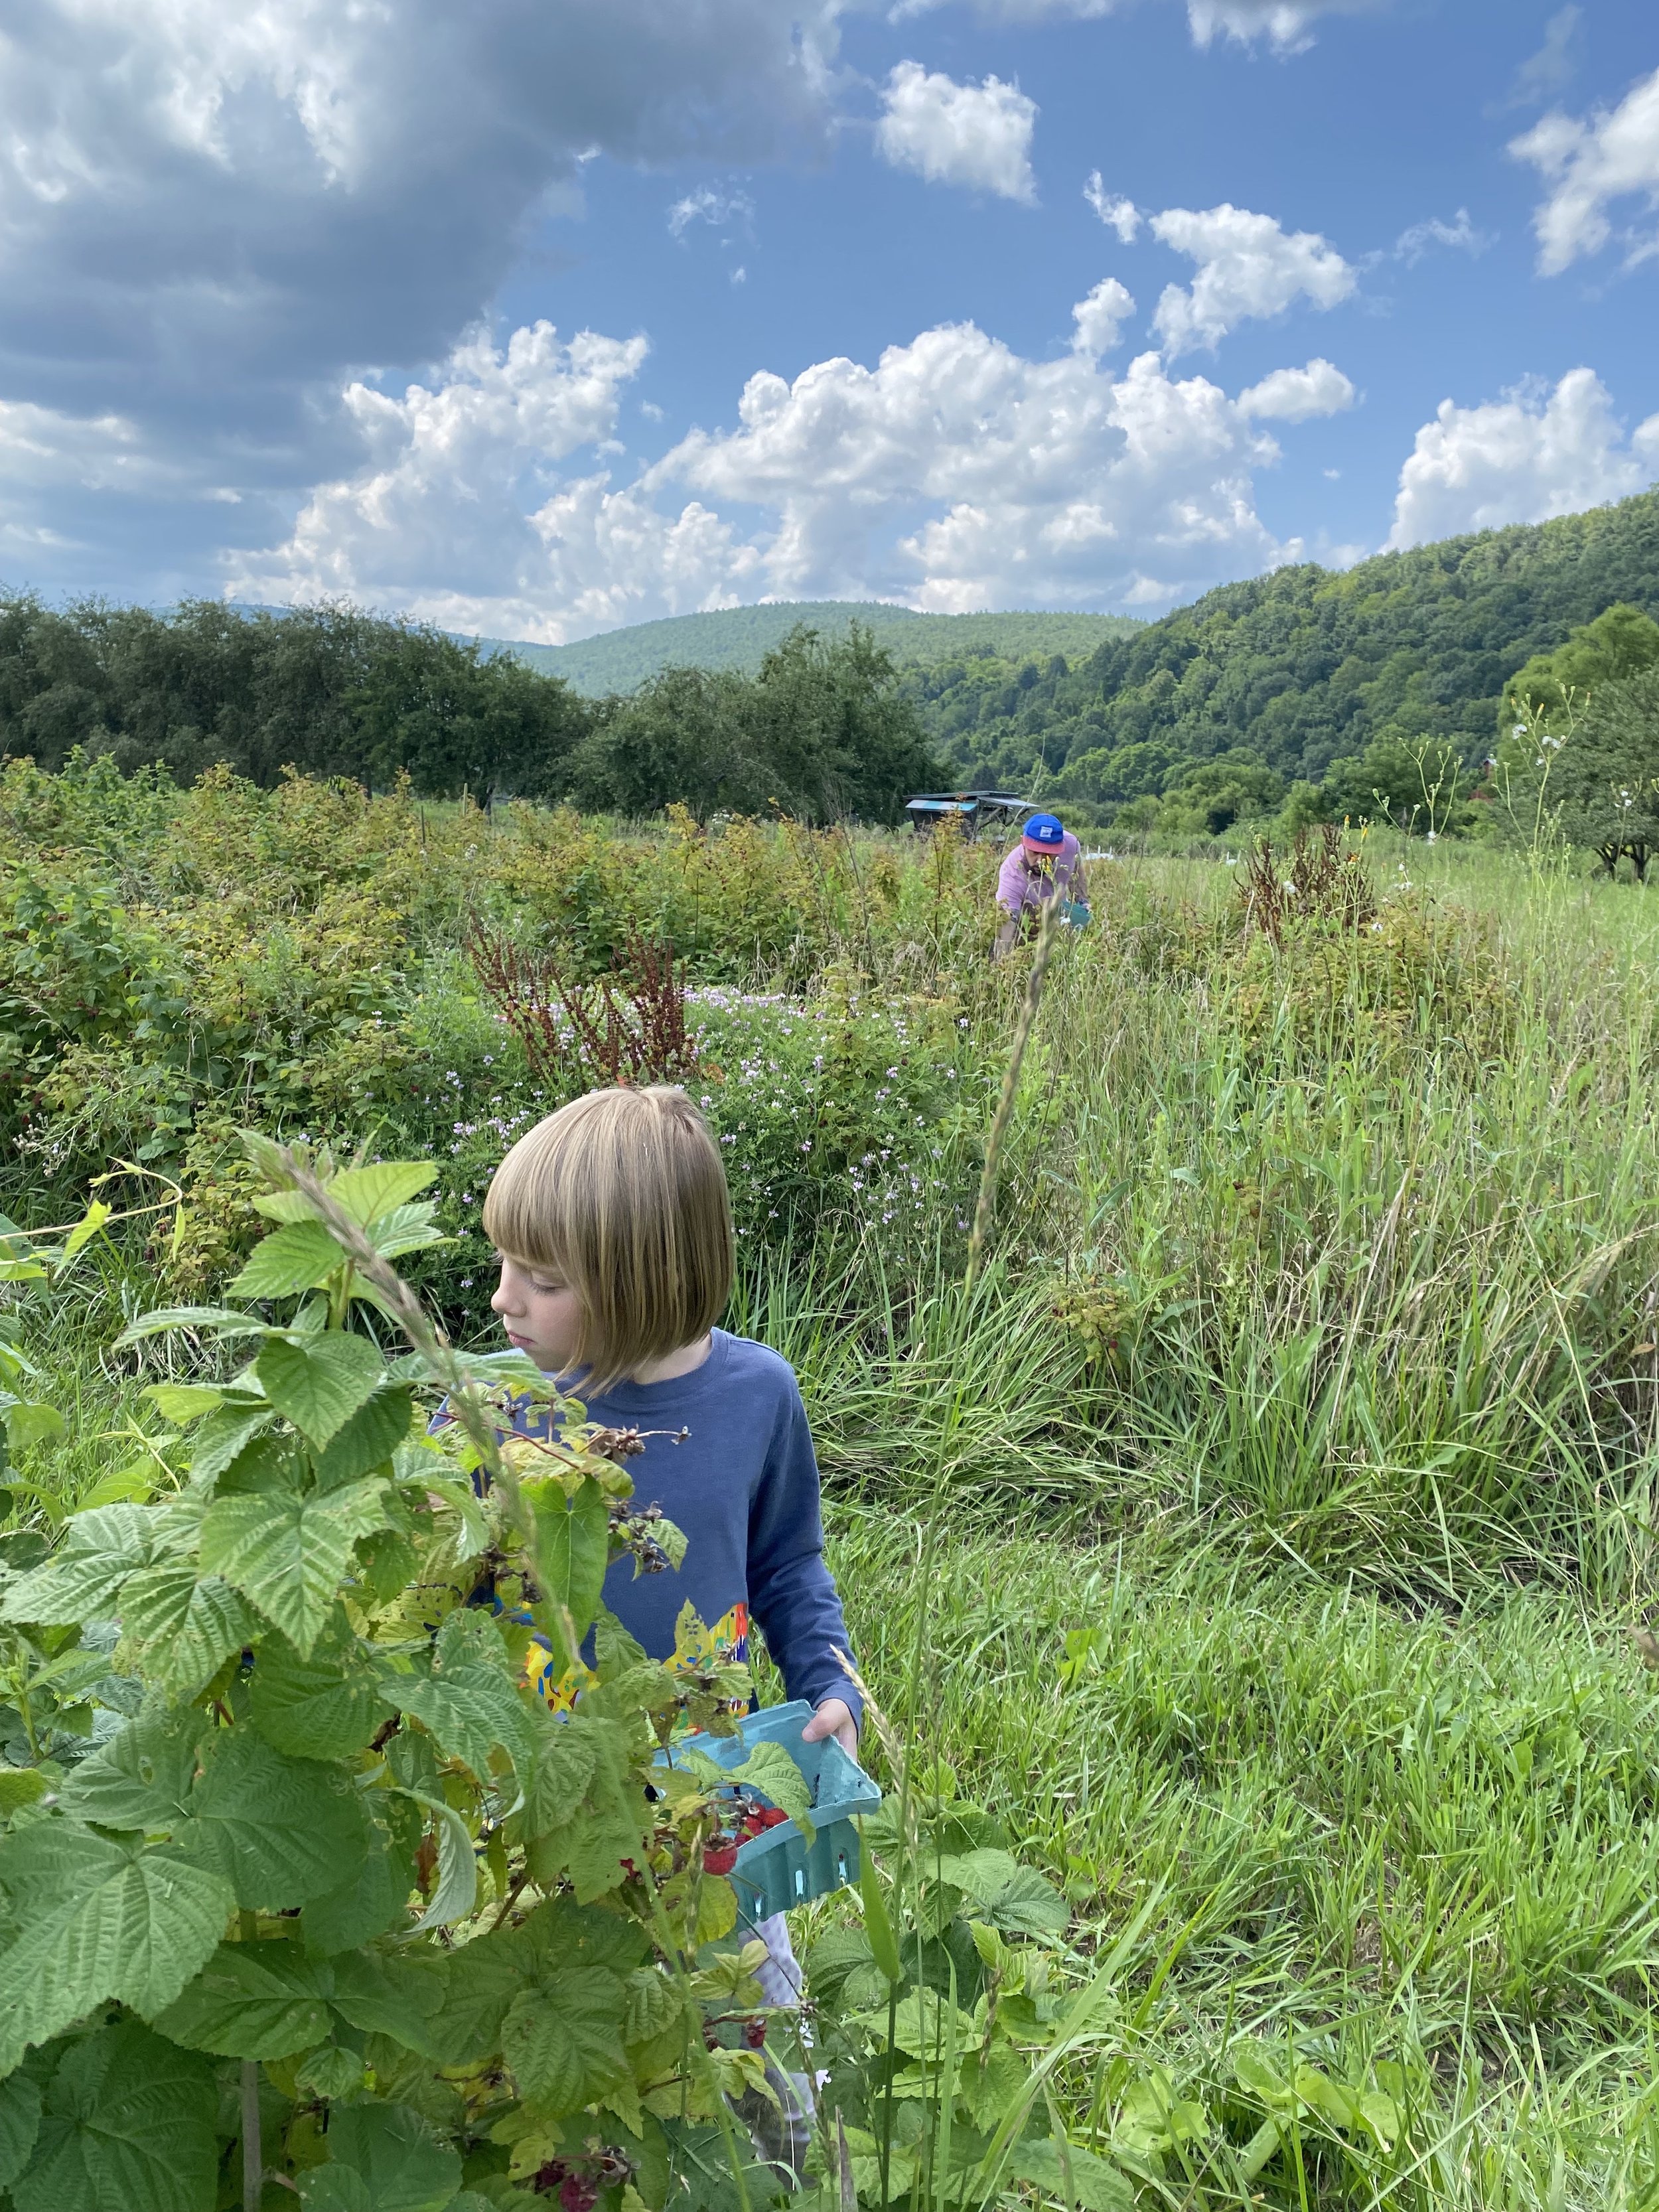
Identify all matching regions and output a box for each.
[903,789,1033,826]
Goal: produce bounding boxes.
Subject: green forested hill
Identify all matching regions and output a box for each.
[484,602,1141,693]
[934,488,1659,798]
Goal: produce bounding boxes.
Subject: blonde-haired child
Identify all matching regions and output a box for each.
[481,1083,859,2071]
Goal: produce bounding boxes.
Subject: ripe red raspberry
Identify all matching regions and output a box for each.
[743,2020,767,2049]
[704,1841,738,1876]
[559,2175,599,2212]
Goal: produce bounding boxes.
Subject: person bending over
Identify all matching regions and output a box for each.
[993,810,1088,959]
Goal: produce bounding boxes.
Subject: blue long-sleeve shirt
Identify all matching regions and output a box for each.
[502,1330,860,1724]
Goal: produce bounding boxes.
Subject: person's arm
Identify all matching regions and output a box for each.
[993,909,1021,960]
[1071,859,1088,904]
[747,1379,861,1753]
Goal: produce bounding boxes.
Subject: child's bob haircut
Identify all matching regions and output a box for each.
[482,1084,734,1390]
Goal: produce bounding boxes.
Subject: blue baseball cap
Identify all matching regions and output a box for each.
[1022,812,1065,851]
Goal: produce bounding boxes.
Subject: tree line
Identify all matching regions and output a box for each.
[921,486,1659,808]
[0,595,938,826]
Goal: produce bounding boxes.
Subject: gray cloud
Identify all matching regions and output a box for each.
[0,0,843,577]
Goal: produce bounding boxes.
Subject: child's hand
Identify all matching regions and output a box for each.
[802,1698,858,1757]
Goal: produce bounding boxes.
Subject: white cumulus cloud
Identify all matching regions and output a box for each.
[1084,173,1140,241]
[875,63,1037,203]
[227,321,762,641]
[1149,203,1354,354]
[235,282,1353,630]
[1236,358,1355,421]
[650,301,1296,611]
[1387,367,1659,550]
[1071,279,1137,357]
[1510,64,1659,275]
[892,0,1388,52]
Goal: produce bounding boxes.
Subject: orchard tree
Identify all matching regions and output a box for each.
[1551,666,1659,879]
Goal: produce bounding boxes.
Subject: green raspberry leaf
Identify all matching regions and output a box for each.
[321,2099,463,2212]
[58,1706,202,1833]
[200,1478,392,1655]
[0,2063,42,2189]
[388,1610,532,1779]
[0,1824,234,2075]
[117,1568,261,1696]
[177,1730,370,1911]
[230,1220,345,1300]
[11,2020,218,2212]
[0,1503,175,1625]
[248,1615,390,1761]
[256,1333,384,1448]
[152,1936,332,2059]
[314,1384,416,1490]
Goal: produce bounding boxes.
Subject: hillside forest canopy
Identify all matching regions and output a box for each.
[1,483,1658,858]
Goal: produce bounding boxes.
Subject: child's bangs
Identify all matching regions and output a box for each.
[480,1142,573,1276]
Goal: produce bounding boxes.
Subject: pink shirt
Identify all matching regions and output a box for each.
[997,832,1082,914]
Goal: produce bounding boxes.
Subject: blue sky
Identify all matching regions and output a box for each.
[1,0,1656,640]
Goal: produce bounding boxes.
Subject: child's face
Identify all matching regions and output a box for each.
[491,1252,583,1376]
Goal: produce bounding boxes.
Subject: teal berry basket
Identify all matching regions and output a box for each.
[663,1700,882,1922]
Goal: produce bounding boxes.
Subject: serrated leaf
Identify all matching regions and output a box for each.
[331,1165,441,1226]
[721,1739,815,1846]
[179,1730,370,1911]
[11,2020,219,2212]
[188,1401,277,1485]
[517,1703,601,1834]
[935,1851,1069,1935]
[296,2043,371,2102]
[0,1503,176,1625]
[388,1611,532,1779]
[407,1792,478,1931]
[502,1966,630,2117]
[1009,2139,1135,2211]
[256,1164,438,1231]
[141,1383,228,1424]
[327,1949,450,2054]
[0,1824,234,2074]
[118,1568,260,1694]
[151,1937,332,2058]
[364,1203,447,1262]
[257,1333,384,1449]
[421,1925,521,2067]
[200,1478,392,1656]
[314,1384,415,1490]
[624,1965,684,2047]
[325,2099,462,2212]
[248,1616,390,1760]
[301,1806,419,1956]
[231,1220,346,1300]
[58,1706,202,1832]
[301,2167,373,2211]
[527,1475,609,1643]
[0,2063,42,2189]
[114,1305,269,1345]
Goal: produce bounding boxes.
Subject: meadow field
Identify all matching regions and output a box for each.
[4,759,1659,2206]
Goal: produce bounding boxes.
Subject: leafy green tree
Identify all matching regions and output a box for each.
[1157,752,1285,835]
[570,666,768,820]
[570,626,939,825]
[742,624,939,824]
[1550,667,1659,879]
[1500,602,1659,731]
[1318,735,1468,834]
